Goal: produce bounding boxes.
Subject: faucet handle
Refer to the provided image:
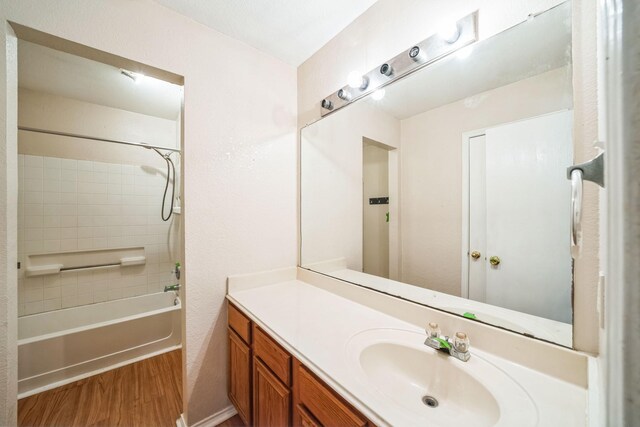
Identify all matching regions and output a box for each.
[453,332,470,353]
[426,322,441,338]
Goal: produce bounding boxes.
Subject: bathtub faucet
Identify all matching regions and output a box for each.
[164,284,181,293]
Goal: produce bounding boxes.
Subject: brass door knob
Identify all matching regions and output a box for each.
[489,256,501,266]
[470,251,481,260]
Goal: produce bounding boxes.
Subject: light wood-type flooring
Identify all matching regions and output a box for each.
[18,350,182,427]
[215,414,244,427]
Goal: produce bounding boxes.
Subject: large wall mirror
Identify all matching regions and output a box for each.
[300,1,574,347]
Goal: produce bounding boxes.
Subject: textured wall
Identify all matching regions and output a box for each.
[0,1,297,425]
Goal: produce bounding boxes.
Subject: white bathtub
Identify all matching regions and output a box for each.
[18,292,181,398]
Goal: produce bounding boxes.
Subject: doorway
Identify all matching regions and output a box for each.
[362,138,391,278]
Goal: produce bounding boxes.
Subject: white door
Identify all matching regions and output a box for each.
[468,134,487,302]
[468,110,573,323]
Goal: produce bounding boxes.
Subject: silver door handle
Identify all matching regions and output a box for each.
[567,152,605,259]
[570,169,583,258]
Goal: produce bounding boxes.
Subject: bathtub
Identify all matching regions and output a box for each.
[18,292,181,398]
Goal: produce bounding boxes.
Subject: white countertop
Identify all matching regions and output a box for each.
[227,278,588,427]
[313,266,572,347]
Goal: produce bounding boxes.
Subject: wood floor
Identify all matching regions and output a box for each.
[215,414,244,427]
[18,350,183,427]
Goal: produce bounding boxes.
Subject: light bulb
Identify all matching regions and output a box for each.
[371,89,385,101]
[438,22,461,43]
[347,71,368,89]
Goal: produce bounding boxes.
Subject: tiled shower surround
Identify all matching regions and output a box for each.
[18,154,180,316]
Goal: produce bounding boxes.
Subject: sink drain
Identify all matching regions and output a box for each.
[422,395,439,408]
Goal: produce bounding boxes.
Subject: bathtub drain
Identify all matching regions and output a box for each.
[422,395,439,408]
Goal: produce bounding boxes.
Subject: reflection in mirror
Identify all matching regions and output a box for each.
[301,2,574,346]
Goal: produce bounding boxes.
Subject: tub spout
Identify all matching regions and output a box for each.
[164,284,180,292]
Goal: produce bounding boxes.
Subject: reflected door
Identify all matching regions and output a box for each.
[468,110,573,323]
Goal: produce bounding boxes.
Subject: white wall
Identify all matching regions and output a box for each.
[400,67,572,296]
[298,0,599,353]
[19,88,179,150]
[0,1,297,426]
[301,100,399,271]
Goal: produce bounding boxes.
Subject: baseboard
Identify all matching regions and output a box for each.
[177,406,238,427]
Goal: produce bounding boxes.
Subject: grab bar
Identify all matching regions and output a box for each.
[60,262,121,272]
[25,256,146,277]
[567,153,605,258]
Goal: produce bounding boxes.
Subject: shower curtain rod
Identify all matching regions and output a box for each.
[18,126,181,153]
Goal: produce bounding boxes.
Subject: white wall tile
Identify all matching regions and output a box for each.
[24,155,43,168]
[60,216,77,227]
[43,299,61,312]
[60,159,77,170]
[19,155,179,316]
[24,192,43,204]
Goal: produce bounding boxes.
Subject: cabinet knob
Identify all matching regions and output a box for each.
[470,251,481,260]
[489,256,501,266]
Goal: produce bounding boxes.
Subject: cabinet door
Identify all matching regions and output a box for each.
[228,328,251,425]
[297,404,321,427]
[254,358,291,427]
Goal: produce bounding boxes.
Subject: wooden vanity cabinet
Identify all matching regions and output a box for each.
[253,358,291,426]
[293,359,368,427]
[227,300,374,427]
[228,304,253,425]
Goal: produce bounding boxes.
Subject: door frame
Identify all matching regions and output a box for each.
[460,128,487,298]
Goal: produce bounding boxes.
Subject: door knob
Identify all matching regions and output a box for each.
[489,256,501,266]
[470,251,481,260]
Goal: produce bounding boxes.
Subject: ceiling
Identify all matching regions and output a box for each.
[151,0,378,66]
[367,2,572,120]
[18,40,182,120]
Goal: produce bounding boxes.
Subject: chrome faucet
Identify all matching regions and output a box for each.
[424,322,471,362]
[164,284,181,292]
[164,284,181,306]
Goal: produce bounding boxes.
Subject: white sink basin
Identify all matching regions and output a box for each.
[346,328,538,427]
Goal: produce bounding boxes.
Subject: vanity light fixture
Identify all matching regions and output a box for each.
[408,45,425,62]
[337,88,352,101]
[347,71,369,90]
[379,63,393,77]
[318,11,477,117]
[438,23,462,44]
[321,99,334,110]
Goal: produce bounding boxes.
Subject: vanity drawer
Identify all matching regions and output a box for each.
[298,365,367,427]
[297,404,321,427]
[228,302,251,344]
[253,324,292,386]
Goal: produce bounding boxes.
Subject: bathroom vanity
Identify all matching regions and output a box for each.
[227,268,592,427]
[228,2,599,425]
[228,302,372,426]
